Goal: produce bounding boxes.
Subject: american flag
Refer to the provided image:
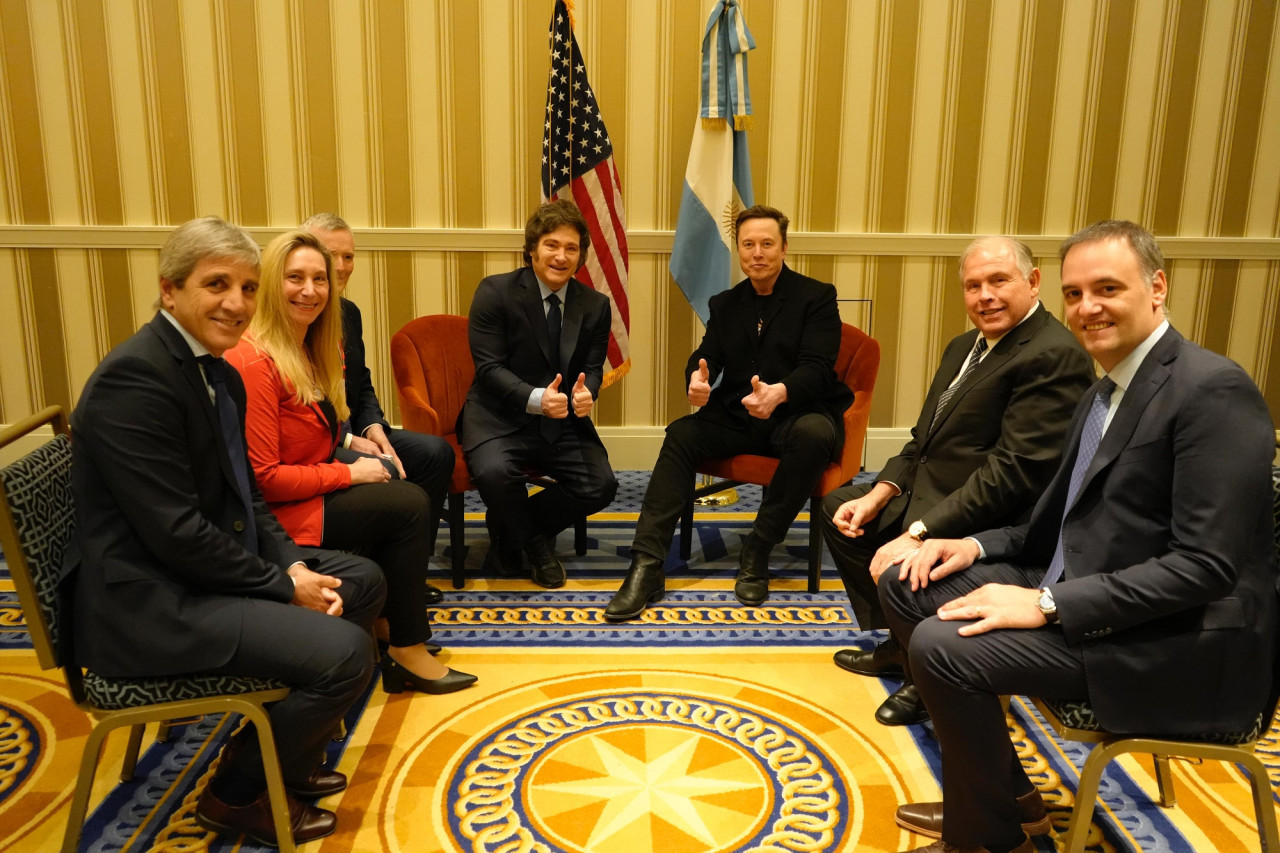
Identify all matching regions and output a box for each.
[542,0,630,386]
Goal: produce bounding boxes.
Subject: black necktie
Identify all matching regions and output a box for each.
[200,356,259,556]
[546,292,562,368]
[931,337,988,429]
[1040,377,1117,585]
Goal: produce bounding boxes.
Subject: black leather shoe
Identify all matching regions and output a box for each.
[381,656,478,695]
[605,553,666,621]
[875,682,930,726]
[287,765,347,798]
[833,636,905,677]
[526,535,566,589]
[733,531,772,606]
[425,583,445,605]
[196,786,336,846]
[482,538,523,578]
[895,790,1050,839]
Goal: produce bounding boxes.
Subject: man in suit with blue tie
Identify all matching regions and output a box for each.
[884,220,1277,853]
[820,236,1094,726]
[459,200,618,588]
[70,217,387,846]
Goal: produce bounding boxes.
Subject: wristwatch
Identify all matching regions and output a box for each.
[908,520,929,542]
[1037,587,1059,624]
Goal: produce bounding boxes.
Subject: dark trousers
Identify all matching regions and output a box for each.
[818,481,907,629]
[323,479,434,647]
[631,411,837,561]
[466,421,617,550]
[213,548,386,787]
[881,562,1086,848]
[388,427,455,522]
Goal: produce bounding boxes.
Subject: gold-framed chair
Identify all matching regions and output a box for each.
[0,406,296,852]
[1027,467,1280,853]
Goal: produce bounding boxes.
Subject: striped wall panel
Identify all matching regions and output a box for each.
[0,0,1276,432]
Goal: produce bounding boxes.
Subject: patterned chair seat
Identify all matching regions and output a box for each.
[83,671,286,711]
[1038,696,1266,744]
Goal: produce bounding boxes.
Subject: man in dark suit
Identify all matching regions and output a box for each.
[606,205,854,620]
[304,212,455,603]
[71,217,387,846]
[884,220,1277,853]
[459,200,618,588]
[820,236,1093,725]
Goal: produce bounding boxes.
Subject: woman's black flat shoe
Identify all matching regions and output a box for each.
[381,657,477,695]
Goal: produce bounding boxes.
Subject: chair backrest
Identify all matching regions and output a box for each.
[0,406,74,674]
[832,324,880,476]
[390,314,473,437]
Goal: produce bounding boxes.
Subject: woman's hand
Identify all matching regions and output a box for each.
[347,456,392,485]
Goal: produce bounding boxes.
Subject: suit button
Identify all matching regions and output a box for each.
[920,455,928,464]
[233,521,245,532]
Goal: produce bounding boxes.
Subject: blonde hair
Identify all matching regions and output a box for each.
[246,230,349,421]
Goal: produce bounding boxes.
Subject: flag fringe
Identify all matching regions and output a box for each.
[699,115,754,131]
[564,0,575,30]
[600,358,631,390]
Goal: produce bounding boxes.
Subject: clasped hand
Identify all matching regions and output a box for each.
[288,563,344,616]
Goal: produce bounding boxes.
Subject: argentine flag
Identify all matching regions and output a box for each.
[669,0,756,325]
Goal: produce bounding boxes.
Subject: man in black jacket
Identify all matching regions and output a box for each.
[607,205,853,620]
[305,213,455,602]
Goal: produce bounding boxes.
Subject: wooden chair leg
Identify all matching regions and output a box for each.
[680,497,694,561]
[119,722,146,781]
[62,720,116,852]
[448,492,466,589]
[807,496,822,593]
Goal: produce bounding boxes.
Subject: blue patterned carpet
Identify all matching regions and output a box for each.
[2,471,1276,851]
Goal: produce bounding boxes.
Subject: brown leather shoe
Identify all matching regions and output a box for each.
[196,785,336,846]
[287,765,347,798]
[898,839,1032,853]
[896,790,1051,839]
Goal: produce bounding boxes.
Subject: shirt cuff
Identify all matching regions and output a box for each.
[965,536,987,560]
[526,387,545,414]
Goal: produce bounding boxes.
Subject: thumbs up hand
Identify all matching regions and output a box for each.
[687,358,712,407]
[541,373,569,418]
[741,374,786,419]
[571,372,594,417]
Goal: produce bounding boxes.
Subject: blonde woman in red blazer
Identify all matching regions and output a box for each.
[227,230,475,696]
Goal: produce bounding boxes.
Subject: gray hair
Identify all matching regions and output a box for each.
[302,212,352,234]
[1059,220,1165,284]
[159,216,260,288]
[959,236,1035,281]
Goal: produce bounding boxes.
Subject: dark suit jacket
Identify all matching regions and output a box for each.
[459,267,612,453]
[877,305,1094,537]
[341,297,388,434]
[71,313,307,678]
[977,327,1278,734]
[688,264,853,442]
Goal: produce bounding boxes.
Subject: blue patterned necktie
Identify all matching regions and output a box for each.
[931,337,987,429]
[1040,377,1116,585]
[200,356,259,556]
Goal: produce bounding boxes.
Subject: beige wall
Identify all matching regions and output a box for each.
[1,0,1278,452]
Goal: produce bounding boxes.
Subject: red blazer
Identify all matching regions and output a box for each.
[226,339,350,546]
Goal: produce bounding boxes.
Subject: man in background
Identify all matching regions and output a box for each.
[304,212,455,603]
[820,236,1093,726]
